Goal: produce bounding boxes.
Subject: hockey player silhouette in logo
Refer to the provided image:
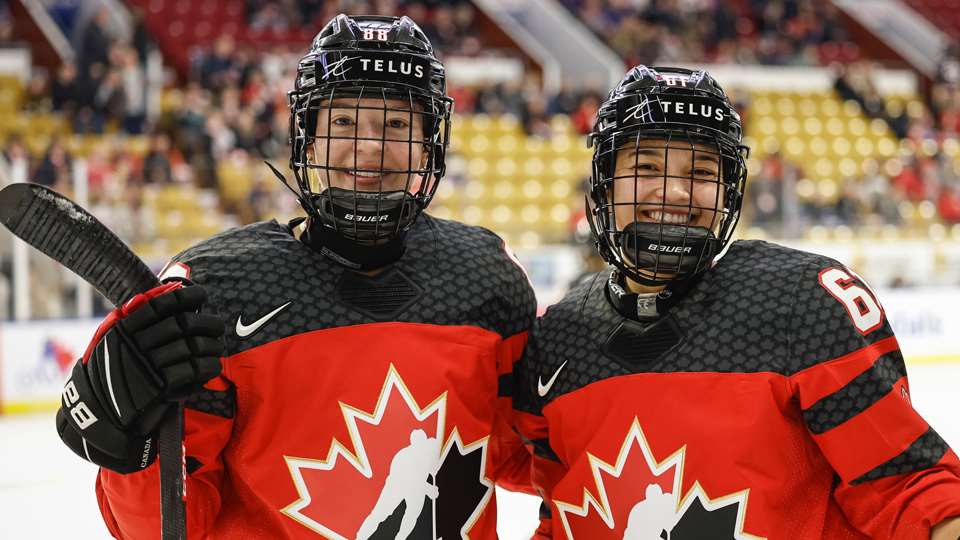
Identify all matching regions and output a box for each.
[356,429,441,540]
[623,484,677,540]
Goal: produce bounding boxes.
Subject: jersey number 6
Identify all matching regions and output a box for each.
[818,268,884,335]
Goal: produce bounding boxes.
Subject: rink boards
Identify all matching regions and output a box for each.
[1,288,958,414]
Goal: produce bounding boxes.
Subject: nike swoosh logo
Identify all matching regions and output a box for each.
[235,302,292,338]
[537,361,568,397]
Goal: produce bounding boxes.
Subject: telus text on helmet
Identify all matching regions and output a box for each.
[358,58,425,79]
[659,100,724,122]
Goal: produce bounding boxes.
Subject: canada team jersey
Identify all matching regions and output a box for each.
[95,215,537,539]
[513,240,960,539]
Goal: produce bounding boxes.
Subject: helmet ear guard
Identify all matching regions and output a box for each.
[587,66,749,287]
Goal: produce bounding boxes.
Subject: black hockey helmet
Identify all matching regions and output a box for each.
[587,65,749,287]
[287,14,453,264]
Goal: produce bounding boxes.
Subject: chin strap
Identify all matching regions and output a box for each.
[296,217,407,271]
[606,271,666,321]
[605,270,702,322]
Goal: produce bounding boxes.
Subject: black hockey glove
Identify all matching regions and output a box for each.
[56,282,224,474]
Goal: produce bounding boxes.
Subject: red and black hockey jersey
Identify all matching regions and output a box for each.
[512,240,960,539]
[95,215,537,539]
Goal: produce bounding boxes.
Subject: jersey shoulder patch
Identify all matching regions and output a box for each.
[723,241,894,372]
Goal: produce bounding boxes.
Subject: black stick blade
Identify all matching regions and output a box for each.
[0,183,159,306]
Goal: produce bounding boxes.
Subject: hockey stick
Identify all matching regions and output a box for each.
[0,182,186,540]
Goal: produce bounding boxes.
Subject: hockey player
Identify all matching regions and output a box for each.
[512,66,960,539]
[55,14,535,539]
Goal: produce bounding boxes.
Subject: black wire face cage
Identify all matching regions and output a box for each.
[290,83,452,246]
[589,127,748,286]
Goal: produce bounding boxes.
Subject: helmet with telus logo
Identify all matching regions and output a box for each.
[287,14,453,268]
[587,65,749,287]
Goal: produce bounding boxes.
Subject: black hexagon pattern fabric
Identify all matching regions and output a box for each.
[516,239,898,412]
[170,214,536,358]
[514,239,948,488]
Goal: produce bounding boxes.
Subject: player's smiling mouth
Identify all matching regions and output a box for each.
[639,209,698,225]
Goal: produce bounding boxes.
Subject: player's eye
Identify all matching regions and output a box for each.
[386,117,410,130]
[692,168,718,177]
[331,116,355,127]
[632,163,659,174]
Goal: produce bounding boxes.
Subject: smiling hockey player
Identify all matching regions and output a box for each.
[55,14,535,539]
[512,65,960,539]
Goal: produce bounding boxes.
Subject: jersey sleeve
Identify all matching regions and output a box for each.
[95,371,235,538]
[489,329,536,494]
[787,261,960,538]
[488,238,538,495]
[509,316,565,536]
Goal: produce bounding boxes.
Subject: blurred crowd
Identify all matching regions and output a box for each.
[246,0,486,56]
[3,1,960,252]
[748,150,960,235]
[0,2,12,46]
[3,0,960,315]
[747,54,960,237]
[561,0,857,67]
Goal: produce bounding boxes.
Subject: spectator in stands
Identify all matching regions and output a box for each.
[51,62,80,113]
[931,83,959,134]
[73,62,107,133]
[522,93,553,138]
[175,84,211,159]
[1,133,29,168]
[748,152,786,228]
[477,79,527,117]
[938,183,960,223]
[119,44,146,134]
[834,175,863,225]
[206,112,237,160]
[249,2,293,32]
[94,67,125,128]
[34,140,72,190]
[453,2,479,38]
[570,93,599,135]
[142,133,175,185]
[200,35,238,92]
[233,110,259,154]
[547,84,581,116]
[608,15,652,64]
[0,2,14,46]
[22,69,52,112]
[643,0,683,29]
[834,62,909,138]
[564,0,855,67]
[130,7,152,63]
[85,142,114,197]
[247,174,276,223]
[860,158,901,225]
[78,7,113,72]
[893,156,927,202]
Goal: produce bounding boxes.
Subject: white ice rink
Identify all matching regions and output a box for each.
[2,363,959,539]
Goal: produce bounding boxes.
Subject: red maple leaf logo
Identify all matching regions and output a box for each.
[281,364,493,539]
[554,418,762,540]
[44,338,76,372]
